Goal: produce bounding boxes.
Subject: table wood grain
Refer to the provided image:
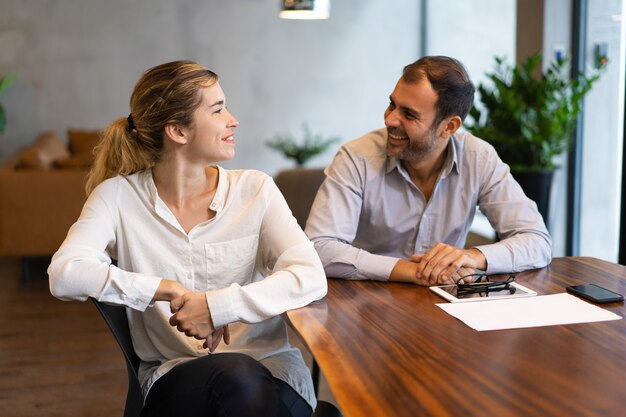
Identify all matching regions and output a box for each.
[287,257,626,417]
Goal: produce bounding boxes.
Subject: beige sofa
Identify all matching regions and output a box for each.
[0,130,99,263]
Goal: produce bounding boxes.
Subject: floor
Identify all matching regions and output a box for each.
[0,257,337,417]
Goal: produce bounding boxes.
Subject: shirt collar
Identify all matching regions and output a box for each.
[146,165,228,218]
[384,134,461,178]
[209,165,226,213]
[441,135,461,178]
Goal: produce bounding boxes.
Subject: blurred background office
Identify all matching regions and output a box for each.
[0,0,624,260]
[0,1,624,416]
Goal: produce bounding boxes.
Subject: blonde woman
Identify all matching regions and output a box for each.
[49,60,327,417]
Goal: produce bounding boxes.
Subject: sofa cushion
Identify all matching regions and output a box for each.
[67,129,101,155]
[53,152,95,169]
[18,131,70,170]
[64,129,101,168]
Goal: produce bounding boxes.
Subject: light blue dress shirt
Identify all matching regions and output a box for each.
[305,128,552,280]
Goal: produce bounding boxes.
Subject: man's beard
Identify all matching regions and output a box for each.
[387,125,439,162]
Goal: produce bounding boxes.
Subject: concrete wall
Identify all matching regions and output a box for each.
[425,0,517,88]
[0,0,420,174]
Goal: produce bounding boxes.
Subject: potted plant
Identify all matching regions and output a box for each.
[465,53,606,221]
[0,73,18,135]
[266,123,339,167]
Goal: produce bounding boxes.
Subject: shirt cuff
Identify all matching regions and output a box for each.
[102,268,162,312]
[474,243,511,274]
[357,253,400,281]
[133,276,162,310]
[205,284,242,329]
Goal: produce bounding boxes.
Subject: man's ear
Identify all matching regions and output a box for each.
[438,116,462,139]
[164,123,188,145]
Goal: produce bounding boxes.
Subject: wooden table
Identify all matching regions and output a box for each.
[287,257,626,417]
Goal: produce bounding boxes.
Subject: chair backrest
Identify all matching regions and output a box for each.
[91,298,143,417]
[274,168,326,228]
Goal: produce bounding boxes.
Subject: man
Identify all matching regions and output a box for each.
[305,56,552,285]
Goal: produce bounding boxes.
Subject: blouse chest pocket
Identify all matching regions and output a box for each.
[204,235,259,290]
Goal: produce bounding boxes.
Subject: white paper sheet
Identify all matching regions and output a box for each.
[436,293,622,331]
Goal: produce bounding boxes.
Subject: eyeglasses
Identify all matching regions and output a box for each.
[456,273,517,296]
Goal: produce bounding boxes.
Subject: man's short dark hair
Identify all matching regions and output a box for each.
[402,56,475,126]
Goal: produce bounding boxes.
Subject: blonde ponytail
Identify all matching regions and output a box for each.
[85,118,157,195]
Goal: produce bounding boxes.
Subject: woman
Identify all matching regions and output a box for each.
[48,60,327,417]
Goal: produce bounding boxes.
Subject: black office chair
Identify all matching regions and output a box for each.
[91,298,341,417]
[91,298,143,417]
[274,168,326,229]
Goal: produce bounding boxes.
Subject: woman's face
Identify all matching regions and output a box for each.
[183,82,239,163]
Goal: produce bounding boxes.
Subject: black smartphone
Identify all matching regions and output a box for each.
[566,284,624,304]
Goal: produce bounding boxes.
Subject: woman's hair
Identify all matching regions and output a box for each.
[85,60,219,195]
[402,56,475,127]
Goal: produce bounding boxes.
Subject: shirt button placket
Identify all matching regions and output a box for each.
[414,218,429,254]
[186,235,194,289]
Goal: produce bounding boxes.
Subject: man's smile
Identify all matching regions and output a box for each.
[388,132,408,140]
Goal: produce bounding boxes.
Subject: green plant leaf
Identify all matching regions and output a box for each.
[464,53,606,171]
[0,73,18,95]
[266,124,340,167]
[0,73,17,135]
[0,106,6,135]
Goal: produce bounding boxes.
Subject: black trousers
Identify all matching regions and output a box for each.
[141,352,313,417]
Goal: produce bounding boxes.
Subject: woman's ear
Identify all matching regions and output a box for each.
[164,123,188,145]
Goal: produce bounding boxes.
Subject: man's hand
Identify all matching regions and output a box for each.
[411,244,486,285]
[169,292,230,352]
[390,259,464,285]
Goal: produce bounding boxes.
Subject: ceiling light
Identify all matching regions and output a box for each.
[279,0,330,20]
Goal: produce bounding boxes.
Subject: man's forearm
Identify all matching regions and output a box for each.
[389,259,419,283]
[476,232,552,274]
[312,239,398,281]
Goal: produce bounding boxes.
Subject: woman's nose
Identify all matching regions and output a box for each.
[227,111,239,128]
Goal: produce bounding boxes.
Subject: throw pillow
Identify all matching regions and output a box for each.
[18,131,70,170]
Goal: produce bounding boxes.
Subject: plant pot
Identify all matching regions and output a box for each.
[511,170,554,224]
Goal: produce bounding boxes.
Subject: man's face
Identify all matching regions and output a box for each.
[384,77,443,163]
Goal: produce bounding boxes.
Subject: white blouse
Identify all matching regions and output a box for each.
[48,166,327,409]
